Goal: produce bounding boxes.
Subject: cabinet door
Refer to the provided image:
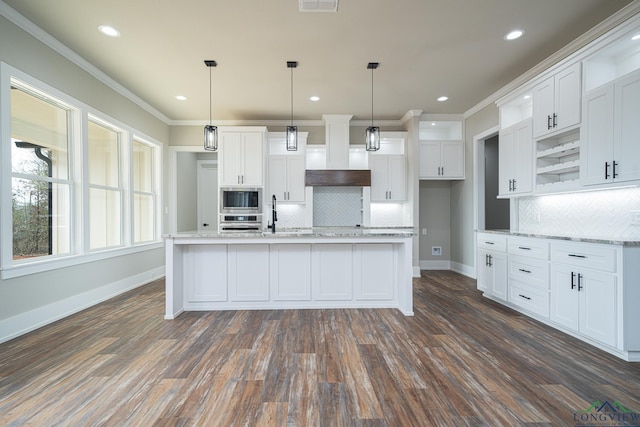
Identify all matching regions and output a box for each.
[581,85,615,186]
[533,76,555,138]
[440,141,464,178]
[554,63,582,131]
[268,156,288,200]
[614,70,640,183]
[550,264,579,331]
[498,127,514,196]
[512,119,533,194]
[271,244,311,301]
[220,132,243,186]
[241,132,263,186]
[370,155,390,201]
[580,270,616,347]
[228,244,270,301]
[286,156,306,202]
[185,245,228,302]
[387,155,406,201]
[490,252,508,301]
[419,141,442,178]
[477,250,491,292]
[312,244,353,300]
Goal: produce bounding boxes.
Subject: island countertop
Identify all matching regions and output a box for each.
[164,226,414,239]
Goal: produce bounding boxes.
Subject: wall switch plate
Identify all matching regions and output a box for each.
[631,210,640,225]
[432,246,442,256]
[422,228,427,235]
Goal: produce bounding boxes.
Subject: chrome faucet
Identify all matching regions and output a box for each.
[269,194,277,233]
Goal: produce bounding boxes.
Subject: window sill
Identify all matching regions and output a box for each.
[0,241,164,280]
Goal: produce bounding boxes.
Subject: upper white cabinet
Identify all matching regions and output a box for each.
[418,120,464,180]
[220,128,265,186]
[268,155,306,202]
[582,69,640,186]
[532,63,582,139]
[498,119,533,197]
[370,154,406,202]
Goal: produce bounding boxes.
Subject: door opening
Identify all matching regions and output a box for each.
[483,135,509,230]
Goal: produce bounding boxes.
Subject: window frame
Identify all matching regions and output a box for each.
[1,62,163,280]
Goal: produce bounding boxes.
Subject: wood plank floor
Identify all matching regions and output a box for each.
[1,270,639,426]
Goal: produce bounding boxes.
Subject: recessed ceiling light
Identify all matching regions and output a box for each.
[98,25,120,37]
[523,95,531,100]
[431,122,436,126]
[310,96,320,102]
[175,95,187,101]
[437,96,448,102]
[505,29,524,41]
[632,34,640,41]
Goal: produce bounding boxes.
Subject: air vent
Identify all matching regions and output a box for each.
[299,0,338,12]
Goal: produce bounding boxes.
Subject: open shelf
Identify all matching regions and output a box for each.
[537,159,580,175]
[535,128,581,192]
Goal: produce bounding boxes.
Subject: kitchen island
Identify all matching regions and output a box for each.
[164,228,414,319]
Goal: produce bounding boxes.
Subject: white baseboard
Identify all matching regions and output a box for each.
[412,266,421,278]
[0,266,165,344]
[419,260,452,270]
[451,261,476,279]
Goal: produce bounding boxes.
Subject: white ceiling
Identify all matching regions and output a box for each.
[2,0,635,123]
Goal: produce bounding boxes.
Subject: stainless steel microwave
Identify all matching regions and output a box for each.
[220,187,262,213]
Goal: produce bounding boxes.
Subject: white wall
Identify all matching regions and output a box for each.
[0,14,167,341]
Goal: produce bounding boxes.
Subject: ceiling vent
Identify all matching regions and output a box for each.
[299,0,338,12]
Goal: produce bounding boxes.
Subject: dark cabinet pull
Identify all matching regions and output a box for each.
[203,223,209,226]
[519,268,531,274]
[613,161,619,179]
[568,254,587,259]
[571,272,576,289]
[488,254,493,267]
[519,294,531,300]
[605,162,610,179]
[512,179,516,191]
[578,273,583,291]
[518,246,531,250]
[485,241,494,245]
[553,113,557,128]
[547,115,552,130]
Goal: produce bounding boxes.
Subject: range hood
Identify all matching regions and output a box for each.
[305,114,371,186]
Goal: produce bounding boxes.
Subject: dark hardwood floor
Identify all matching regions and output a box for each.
[1,271,639,426]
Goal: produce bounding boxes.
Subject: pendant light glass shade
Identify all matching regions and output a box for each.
[286,125,298,151]
[365,126,380,151]
[365,62,381,151]
[204,60,218,151]
[204,125,218,151]
[286,61,298,151]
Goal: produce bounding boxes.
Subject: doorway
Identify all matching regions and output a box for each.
[483,135,509,230]
[197,160,218,232]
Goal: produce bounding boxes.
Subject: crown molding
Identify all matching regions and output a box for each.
[171,118,406,127]
[464,0,640,119]
[0,0,172,124]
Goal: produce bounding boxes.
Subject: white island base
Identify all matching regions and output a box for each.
[164,231,414,319]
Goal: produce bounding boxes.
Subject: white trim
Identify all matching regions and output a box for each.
[0,1,171,124]
[171,118,409,128]
[419,260,452,270]
[412,266,421,278]
[450,261,475,279]
[0,266,165,344]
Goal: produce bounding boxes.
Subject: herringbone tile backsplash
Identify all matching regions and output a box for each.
[518,187,640,240]
[313,186,363,227]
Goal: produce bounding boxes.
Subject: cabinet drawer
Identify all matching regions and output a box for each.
[508,237,549,260]
[477,233,507,252]
[508,255,549,290]
[551,242,617,273]
[509,281,549,318]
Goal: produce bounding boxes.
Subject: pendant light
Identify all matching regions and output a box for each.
[286,61,298,151]
[365,62,380,151]
[204,60,218,151]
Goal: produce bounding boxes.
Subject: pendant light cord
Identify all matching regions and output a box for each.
[209,66,212,126]
[371,66,374,127]
[290,66,294,126]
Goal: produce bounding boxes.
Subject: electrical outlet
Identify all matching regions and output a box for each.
[631,210,640,226]
[422,228,427,235]
[432,246,442,256]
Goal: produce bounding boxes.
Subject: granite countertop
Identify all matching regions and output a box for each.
[165,226,415,239]
[477,229,640,247]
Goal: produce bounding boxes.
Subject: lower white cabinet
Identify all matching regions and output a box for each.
[312,244,354,300]
[185,245,228,302]
[270,244,311,301]
[354,243,395,301]
[477,249,507,300]
[228,244,270,301]
[550,263,616,347]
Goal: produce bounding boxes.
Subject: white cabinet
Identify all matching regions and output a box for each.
[533,63,582,138]
[476,233,507,300]
[550,242,617,347]
[270,244,311,301]
[268,155,305,202]
[498,119,533,196]
[228,244,270,301]
[312,244,353,300]
[507,237,550,318]
[354,244,395,301]
[185,245,228,302]
[419,141,464,179]
[582,69,640,186]
[220,130,264,186]
[370,154,406,202]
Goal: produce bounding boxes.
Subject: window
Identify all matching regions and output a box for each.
[10,83,73,261]
[132,139,157,244]
[1,63,163,278]
[88,119,122,250]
